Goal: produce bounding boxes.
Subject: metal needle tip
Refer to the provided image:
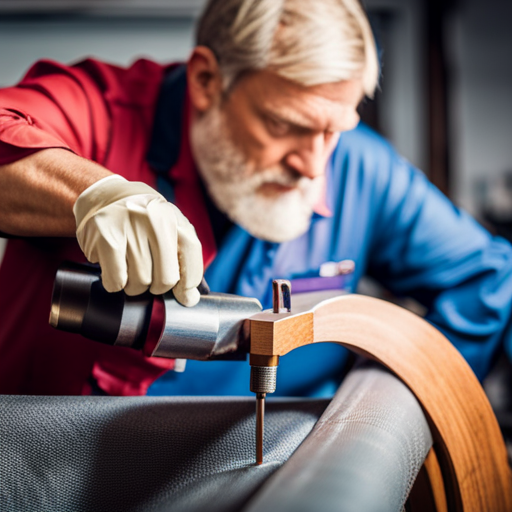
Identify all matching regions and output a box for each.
[256,392,266,465]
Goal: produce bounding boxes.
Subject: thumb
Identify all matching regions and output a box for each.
[173,285,201,307]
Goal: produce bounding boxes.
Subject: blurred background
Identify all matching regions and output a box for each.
[1,0,511,217]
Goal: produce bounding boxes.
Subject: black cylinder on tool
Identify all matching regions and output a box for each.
[49,262,153,349]
[50,262,263,361]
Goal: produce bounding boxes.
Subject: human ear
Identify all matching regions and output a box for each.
[187,46,223,112]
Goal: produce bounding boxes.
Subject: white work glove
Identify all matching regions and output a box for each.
[73,175,203,306]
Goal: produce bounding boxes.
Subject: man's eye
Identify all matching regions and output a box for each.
[266,116,290,136]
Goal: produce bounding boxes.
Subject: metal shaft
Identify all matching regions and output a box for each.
[256,392,266,465]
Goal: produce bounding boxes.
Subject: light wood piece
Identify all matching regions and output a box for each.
[249,294,512,511]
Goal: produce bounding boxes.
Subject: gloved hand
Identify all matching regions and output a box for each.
[73,175,203,306]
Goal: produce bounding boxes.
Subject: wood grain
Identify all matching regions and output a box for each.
[424,448,448,512]
[249,294,512,511]
[250,312,313,356]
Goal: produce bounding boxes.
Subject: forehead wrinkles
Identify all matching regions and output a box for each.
[265,93,350,132]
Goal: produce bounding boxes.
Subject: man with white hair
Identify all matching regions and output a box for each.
[0,0,511,396]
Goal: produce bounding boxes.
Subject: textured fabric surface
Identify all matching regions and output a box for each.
[246,365,432,512]
[0,366,432,512]
[0,396,327,512]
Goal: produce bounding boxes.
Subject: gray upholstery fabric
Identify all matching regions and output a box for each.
[0,396,327,512]
[246,366,433,512]
[0,366,432,512]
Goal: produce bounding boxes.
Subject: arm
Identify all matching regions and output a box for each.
[0,148,111,236]
[0,60,113,236]
[0,60,202,304]
[364,137,512,380]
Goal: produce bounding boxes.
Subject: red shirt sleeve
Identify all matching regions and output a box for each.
[0,140,40,166]
[0,59,111,166]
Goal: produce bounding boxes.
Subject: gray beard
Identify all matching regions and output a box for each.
[190,106,323,243]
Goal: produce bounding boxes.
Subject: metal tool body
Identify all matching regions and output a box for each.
[50,262,262,361]
[152,292,261,360]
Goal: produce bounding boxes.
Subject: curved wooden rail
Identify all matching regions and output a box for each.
[249,294,512,511]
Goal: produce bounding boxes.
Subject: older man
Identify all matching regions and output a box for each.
[0,0,510,396]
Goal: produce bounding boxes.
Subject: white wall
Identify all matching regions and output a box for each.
[0,17,195,87]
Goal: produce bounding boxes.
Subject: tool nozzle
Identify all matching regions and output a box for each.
[250,365,277,395]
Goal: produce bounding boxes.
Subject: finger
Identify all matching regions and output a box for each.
[173,210,203,307]
[93,224,128,293]
[123,205,153,296]
[147,201,180,295]
[173,286,200,307]
[76,218,100,264]
[176,210,203,290]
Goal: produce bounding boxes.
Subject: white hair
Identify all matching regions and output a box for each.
[196,0,379,96]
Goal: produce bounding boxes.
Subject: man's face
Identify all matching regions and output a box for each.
[190,69,363,242]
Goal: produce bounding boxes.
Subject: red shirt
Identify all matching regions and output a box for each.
[0,58,215,395]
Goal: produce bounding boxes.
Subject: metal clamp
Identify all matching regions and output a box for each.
[272,279,291,314]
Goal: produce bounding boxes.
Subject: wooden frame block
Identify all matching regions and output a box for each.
[249,294,512,511]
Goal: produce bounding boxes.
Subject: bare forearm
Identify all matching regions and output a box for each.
[0,148,112,236]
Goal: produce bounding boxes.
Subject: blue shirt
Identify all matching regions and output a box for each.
[148,71,512,398]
